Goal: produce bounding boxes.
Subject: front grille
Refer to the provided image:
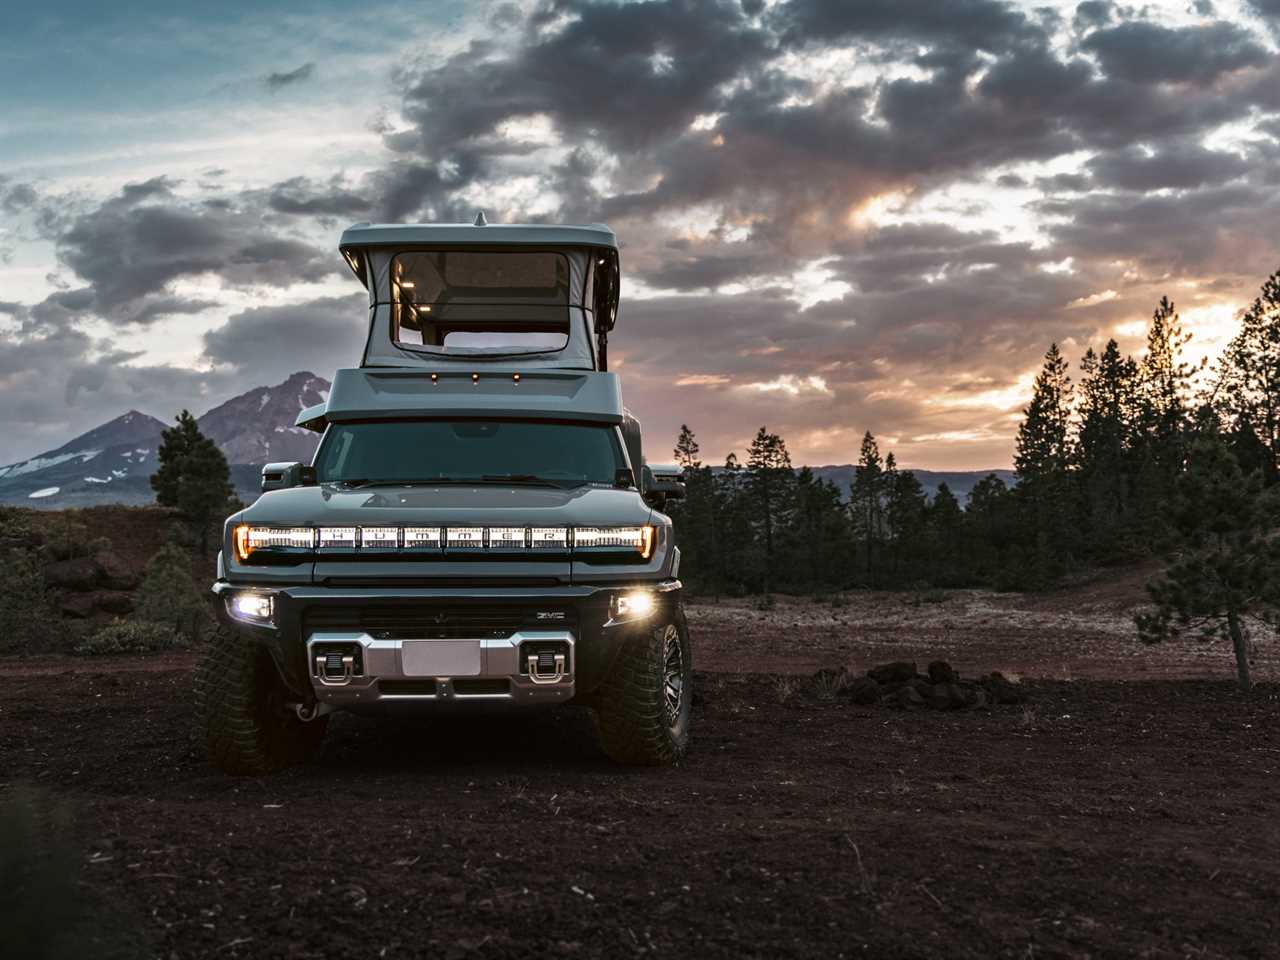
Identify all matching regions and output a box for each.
[378,680,438,696]
[303,604,576,640]
[452,678,510,696]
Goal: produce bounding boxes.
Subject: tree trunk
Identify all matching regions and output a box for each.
[1227,607,1252,692]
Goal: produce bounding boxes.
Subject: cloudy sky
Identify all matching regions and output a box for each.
[2,0,1279,470]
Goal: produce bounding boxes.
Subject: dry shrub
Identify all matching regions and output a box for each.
[74,620,183,656]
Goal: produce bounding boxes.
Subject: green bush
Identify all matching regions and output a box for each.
[73,620,182,656]
[0,505,36,541]
[133,541,208,643]
[0,546,53,654]
[42,514,110,562]
[0,785,143,958]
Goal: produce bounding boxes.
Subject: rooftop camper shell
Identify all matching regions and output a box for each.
[339,219,620,372]
[203,217,690,776]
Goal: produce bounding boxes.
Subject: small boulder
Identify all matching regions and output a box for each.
[981,672,1025,705]
[94,551,140,591]
[927,660,958,685]
[930,682,967,710]
[909,677,933,699]
[968,687,990,710]
[846,677,881,705]
[94,591,134,615]
[44,556,103,592]
[60,594,95,619]
[896,685,925,709]
[867,661,918,685]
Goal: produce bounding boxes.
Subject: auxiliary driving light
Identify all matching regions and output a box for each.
[227,591,275,626]
[611,590,656,623]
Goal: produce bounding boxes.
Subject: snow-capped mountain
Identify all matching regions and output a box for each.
[0,373,330,508]
[0,411,168,506]
[197,372,330,466]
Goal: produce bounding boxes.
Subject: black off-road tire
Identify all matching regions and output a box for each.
[593,617,692,766]
[194,623,328,775]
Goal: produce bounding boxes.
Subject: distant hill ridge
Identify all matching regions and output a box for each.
[0,374,1015,508]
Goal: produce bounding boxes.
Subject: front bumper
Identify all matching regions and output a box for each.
[210,580,682,708]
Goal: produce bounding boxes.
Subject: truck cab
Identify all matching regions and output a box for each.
[199,217,690,774]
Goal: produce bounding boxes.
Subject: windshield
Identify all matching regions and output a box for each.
[314,420,625,486]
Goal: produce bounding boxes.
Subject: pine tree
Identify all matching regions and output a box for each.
[1218,269,1280,476]
[927,483,964,585]
[716,452,753,595]
[668,425,718,595]
[1016,343,1073,482]
[1076,339,1140,561]
[746,428,795,593]
[1014,343,1076,585]
[674,424,701,472]
[883,461,928,585]
[1133,297,1195,538]
[786,467,850,591]
[964,473,1013,584]
[1136,435,1280,691]
[850,431,886,585]
[151,411,235,554]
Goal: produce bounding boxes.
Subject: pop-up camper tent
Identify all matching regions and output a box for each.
[339,219,620,372]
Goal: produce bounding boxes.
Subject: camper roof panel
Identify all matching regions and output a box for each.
[340,222,618,252]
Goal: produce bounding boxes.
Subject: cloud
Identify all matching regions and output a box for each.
[44,176,337,323]
[1080,20,1269,86]
[265,176,371,218]
[263,62,316,91]
[743,374,832,396]
[202,294,368,387]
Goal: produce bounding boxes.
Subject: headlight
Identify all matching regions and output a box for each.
[226,591,274,626]
[610,590,656,623]
[574,525,655,559]
[233,525,314,562]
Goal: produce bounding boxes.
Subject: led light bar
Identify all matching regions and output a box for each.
[359,526,399,549]
[446,526,485,549]
[318,526,357,550]
[403,526,443,550]
[488,526,527,550]
[232,524,654,561]
[531,526,569,549]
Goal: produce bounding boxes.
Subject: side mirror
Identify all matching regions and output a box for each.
[641,463,685,509]
[261,462,314,492]
[613,467,636,489]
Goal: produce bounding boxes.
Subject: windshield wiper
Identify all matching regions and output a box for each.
[330,475,583,489]
[332,478,472,488]
[480,474,575,488]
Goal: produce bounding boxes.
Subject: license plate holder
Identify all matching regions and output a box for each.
[401,640,482,677]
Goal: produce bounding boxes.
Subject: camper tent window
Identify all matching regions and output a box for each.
[391,250,572,354]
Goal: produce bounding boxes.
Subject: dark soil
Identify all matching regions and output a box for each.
[4,665,1279,959]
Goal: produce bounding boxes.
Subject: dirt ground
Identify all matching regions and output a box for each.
[689,568,1280,683]
[4,584,1280,959]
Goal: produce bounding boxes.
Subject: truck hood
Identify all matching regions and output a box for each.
[240,482,653,528]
